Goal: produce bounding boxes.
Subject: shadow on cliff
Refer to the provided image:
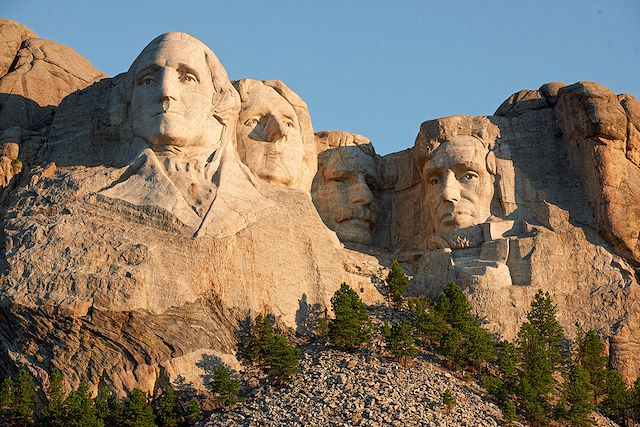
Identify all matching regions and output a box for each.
[296,293,326,337]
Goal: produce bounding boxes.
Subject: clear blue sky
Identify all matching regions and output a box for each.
[5,1,639,155]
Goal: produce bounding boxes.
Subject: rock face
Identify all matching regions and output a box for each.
[0,19,638,394]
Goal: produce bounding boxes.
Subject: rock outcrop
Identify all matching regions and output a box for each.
[0,19,638,395]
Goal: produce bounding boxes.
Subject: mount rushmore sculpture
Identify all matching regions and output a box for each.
[0,20,638,393]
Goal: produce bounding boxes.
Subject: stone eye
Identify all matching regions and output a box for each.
[181,73,198,83]
[429,177,439,185]
[285,120,296,128]
[244,118,259,127]
[141,77,154,85]
[461,172,479,181]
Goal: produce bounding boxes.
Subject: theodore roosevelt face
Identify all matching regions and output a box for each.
[422,135,494,235]
[129,38,216,148]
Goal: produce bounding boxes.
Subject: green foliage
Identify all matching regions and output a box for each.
[525,290,566,368]
[431,282,495,370]
[264,334,301,385]
[575,329,608,398]
[122,389,156,427]
[14,369,37,424]
[502,400,517,424]
[631,378,640,422]
[0,377,15,423]
[249,315,301,385]
[63,381,104,427]
[442,389,456,413]
[516,323,554,424]
[186,398,202,424]
[385,260,408,307]
[601,370,628,424]
[209,364,242,408]
[560,364,594,426]
[382,321,419,362]
[249,314,274,365]
[434,282,475,330]
[412,300,447,345]
[328,283,371,349]
[42,368,66,427]
[95,388,124,427]
[153,386,180,427]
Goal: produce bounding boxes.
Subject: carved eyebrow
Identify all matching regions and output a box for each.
[135,64,161,81]
[176,64,200,81]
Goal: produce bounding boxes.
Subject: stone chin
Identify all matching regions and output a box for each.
[335,219,374,246]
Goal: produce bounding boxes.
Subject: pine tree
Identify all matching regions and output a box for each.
[575,329,608,399]
[434,282,475,330]
[502,400,517,425]
[385,260,408,307]
[186,398,202,424]
[0,377,15,424]
[516,323,554,424]
[63,381,104,427]
[250,314,274,365]
[14,369,37,425]
[42,368,67,427]
[601,370,628,425]
[412,300,447,346]
[264,334,301,385]
[122,389,156,427]
[95,387,125,427]
[382,321,419,363]
[560,364,594,426]
[442,389,456,413]
[328,283,371,349]
[526,290,566,368]
[153,386,180,427]
[631,378,640,422]
[209,365,241,408]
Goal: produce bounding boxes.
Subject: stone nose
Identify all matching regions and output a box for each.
[442,171,461,203]
[264,114,288,142]
[159,70,179,103]
[351,173,374,206]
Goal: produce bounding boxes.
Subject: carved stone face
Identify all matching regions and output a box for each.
[315,146,378,245]
[130,39,216,148]
[237,84,304,188]
[423,135,493,235]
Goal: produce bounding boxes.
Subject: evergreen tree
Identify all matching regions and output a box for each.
[153,386,180,427]
[382,321,419,363]
[560,364,594,426]
[209,364,241,408]
[186,398,202,425]
[328,283,371,349]
[601,370,628,425]
[13,369,37,425]
[122,389,156,427]
[63,381,103,427]
[95,388,124,427]
[526,290,566,368]
[461,324,495,369]
[264,334,301,385]
[434,282,475,329]
[442,389,456,413]
[412,300,447,346]
[0,377,15,424]
[631,378,640,422]
[575,330,608,399]
[42,368,66,427]
[502,400,517,425]
[249,314,274,365]
[516,323,554,424]
[385,260,408,307]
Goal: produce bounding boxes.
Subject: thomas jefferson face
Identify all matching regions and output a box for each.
[237,84,304,188]
[423,135,494,235]
[315,146,378,245]
[130,39,216,148]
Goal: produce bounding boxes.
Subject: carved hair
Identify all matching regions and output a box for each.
[314,131,375,157]
[413,116,499,175]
